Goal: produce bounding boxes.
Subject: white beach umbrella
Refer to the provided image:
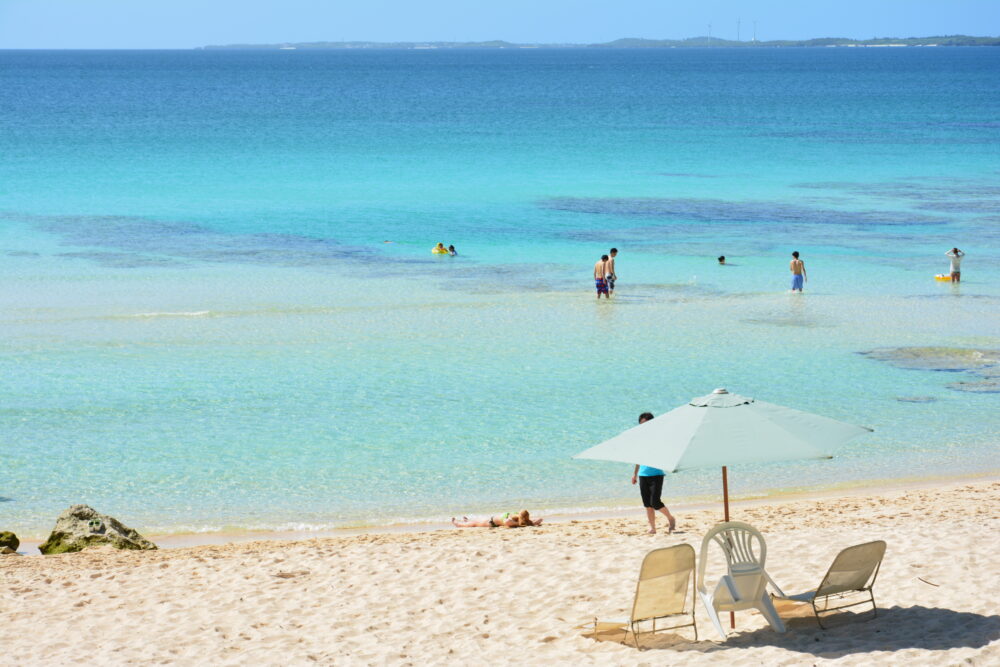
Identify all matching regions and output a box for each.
[574,388,873,521]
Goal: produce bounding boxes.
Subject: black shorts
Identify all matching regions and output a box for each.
[638,475,665,509]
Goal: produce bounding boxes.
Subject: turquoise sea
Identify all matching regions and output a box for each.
[1,48,998,538]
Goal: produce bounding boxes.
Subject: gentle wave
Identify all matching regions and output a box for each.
[142,503,644,537]
[130,311,212,319]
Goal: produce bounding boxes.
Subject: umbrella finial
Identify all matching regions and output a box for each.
[692,388,750,407]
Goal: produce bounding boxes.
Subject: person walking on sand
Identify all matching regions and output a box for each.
[946,247,965,283]
[606,248,618,295]
[631,412,677,535]
[594,254,610,299]
[789,251,807,292]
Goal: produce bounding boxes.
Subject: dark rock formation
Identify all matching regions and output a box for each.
[38,505,157,555]
[0,531,18,551]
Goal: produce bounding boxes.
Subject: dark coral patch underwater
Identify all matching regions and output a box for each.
[860,347,1000,394]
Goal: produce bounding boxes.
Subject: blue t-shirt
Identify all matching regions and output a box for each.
[638,465,665,477]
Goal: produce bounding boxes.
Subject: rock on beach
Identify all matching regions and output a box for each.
[0,531,19,551]
[38,505,157,555]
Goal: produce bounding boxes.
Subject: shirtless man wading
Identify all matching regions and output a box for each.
[594,255,610,299]
[790,251,807,292]
[606,248,618,295]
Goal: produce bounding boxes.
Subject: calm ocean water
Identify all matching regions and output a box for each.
[1,48,998,538]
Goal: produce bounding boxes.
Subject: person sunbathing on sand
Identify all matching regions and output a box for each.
[451,510,542,528]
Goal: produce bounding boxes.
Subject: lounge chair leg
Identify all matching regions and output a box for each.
[813,601,827,630]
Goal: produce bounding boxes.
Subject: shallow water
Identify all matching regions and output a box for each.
[1,49,998,537]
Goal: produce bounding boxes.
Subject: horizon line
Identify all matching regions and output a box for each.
[2,34,999,51]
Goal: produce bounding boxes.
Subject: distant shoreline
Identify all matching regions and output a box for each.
[200,35,1000,50]
[13,469,999,554]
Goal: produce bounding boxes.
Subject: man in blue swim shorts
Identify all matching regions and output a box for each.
[789,251,807,292]
[594,254,610,299]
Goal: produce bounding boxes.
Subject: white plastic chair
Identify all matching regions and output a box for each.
[697,521,786,639]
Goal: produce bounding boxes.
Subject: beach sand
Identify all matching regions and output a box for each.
[2,480,998,665]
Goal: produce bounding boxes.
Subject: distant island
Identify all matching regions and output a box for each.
[200,35,1000,50]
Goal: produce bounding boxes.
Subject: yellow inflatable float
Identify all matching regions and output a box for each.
[432,242,449,255]
[935,274,951,281]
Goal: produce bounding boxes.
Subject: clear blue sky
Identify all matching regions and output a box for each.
[1,0,998,49]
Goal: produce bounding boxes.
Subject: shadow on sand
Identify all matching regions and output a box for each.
[583,606,1000,656]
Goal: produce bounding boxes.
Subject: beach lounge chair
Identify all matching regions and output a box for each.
[697,521,786,639]
[588,544,698,648]
[771,540,886,629]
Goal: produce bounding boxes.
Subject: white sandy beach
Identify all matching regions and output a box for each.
[2,479,998,665]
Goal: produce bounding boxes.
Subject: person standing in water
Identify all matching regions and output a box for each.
[631,412,677,535]
[789,251,807,292]
[606,248,618,295]
[594,254,610,299]
[946,247,964,283]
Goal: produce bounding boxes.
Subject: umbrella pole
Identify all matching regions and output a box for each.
[722,465,730,521]
[722,466,735,630]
